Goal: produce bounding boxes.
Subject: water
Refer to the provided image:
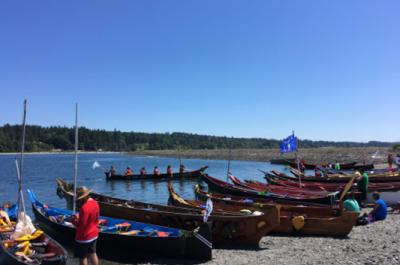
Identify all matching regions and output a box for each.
[0,153,287,264]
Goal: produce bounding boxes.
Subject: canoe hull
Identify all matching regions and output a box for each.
[56,179,279,247]
[192,187,358,237]
[31,202,211,262]
[105,166,208,181]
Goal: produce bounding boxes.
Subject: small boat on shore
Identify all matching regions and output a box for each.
[28,189,212,262]
[56,179,280,247]
[105,166,208,180]
[202,174,339,205]
[270,158,373,170]
[0,206,67,265]
[170,185,358,237]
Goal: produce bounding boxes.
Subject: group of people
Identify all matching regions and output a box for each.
[108,164,187,177]
[343,169,388,225]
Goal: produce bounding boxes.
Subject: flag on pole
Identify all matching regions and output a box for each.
[280,133,298,154]
[203,198,213,223]
[92,161,101,170]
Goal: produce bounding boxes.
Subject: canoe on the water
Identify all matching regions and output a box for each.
[0,206,67,265]
[189,185,359,237]
[105,166,208,180]
[56,179,280,247]
[201,174,340,205]
[28,189,212,262]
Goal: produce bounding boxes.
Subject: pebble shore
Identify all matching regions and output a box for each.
[65,211,399,265]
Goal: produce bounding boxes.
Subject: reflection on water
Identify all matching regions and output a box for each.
[0,153,287,264]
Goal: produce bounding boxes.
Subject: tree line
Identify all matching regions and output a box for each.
[0,124,395,152]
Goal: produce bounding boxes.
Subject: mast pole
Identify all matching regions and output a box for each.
[73,103,79,213]
[17,99,28,217]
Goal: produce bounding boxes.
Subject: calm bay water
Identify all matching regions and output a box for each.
[0,153,287,264]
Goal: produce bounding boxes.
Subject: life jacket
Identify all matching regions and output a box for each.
[167,168,173,175]
[154,169,160,175]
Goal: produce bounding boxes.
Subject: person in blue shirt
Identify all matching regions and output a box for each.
[369,192,387,221]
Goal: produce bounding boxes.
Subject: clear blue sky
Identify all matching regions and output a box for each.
[1,1,399,142]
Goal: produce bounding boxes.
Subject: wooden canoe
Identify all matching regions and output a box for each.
[0,211,67,265]
[265,172,400,192]
[28,189,212,262]
[202,174,339,205]
[289,168,400,183]
[56,179,280,247]
[105,166,208,180]
[229,175,332,196]
[190,185,359,237]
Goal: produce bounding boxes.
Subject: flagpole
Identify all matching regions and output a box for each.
[226,138,232,182]
[294,131,302,188]
[73,103,79,213]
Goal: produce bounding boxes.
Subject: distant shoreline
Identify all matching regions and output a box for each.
[0,147,394,165]
[127,147,392,164]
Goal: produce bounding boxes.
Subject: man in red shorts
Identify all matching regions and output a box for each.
[72,187,99,265]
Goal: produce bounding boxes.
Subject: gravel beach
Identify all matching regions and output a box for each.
[64,211,400,265]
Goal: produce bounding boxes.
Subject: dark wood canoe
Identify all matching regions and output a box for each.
[264,172,400,192]
[56,179,280,247]
[229,175,332,196]
[105,166,208,180]
[288,168,400,183]
[0,216,67,265]
[28,189,212,262]
[189,185,358,237]
[202,174,339,205]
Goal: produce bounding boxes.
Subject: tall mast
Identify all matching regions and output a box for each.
[73,103,79,212]
[17,99,28,217]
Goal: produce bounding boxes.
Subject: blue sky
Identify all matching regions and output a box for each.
[0,1,399,142]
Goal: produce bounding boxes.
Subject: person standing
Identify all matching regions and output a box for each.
[356,170,369,206]
[72,187,99,265]
[387,154,394,170]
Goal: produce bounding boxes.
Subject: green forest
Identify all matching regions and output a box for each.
[0,124,395,152]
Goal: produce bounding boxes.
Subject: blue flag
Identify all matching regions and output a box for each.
[280,134,298,154]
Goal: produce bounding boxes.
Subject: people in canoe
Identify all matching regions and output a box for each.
[154,166,160,176]
[125,167,133,176]
[167,165,173,176]
[179,164,186,174]
[109,166,116,176]
[140,167,147,176]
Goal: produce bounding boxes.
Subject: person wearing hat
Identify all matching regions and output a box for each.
[356,170,369,206]
[71,187,99,265]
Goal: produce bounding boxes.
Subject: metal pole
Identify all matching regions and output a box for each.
[17,99,27,218]
[73,103,79,213]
